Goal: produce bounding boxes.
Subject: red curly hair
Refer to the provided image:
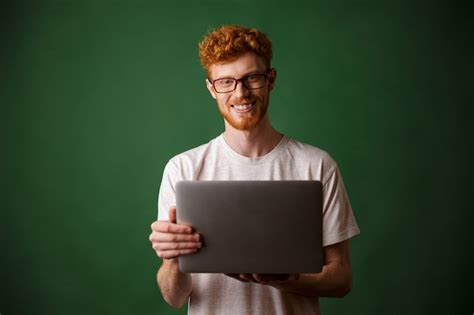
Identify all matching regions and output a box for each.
[198,25,273,73]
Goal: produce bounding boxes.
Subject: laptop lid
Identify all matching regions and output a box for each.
[176,180,323,274]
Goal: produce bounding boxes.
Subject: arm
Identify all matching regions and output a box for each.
[149,206,202,308]
[157,258,192,308]
[232,240,353,298]
[272,240,352,298]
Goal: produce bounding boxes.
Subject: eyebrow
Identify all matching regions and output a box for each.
[213,70,266,81]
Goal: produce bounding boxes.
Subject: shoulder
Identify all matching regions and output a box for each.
[165,136,221,173]
[286,137,337,168]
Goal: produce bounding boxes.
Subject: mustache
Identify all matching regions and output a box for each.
[231,98,255,105]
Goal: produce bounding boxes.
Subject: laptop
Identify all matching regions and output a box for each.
[176,180,323,274]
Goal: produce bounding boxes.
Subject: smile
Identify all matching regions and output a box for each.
[231,101,255,113]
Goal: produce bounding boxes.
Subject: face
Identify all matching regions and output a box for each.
[206,52,276,131]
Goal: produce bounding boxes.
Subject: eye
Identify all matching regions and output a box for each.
[246,74,259,82]
[216,79,234,86]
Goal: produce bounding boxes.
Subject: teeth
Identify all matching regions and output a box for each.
[234,104,252,110]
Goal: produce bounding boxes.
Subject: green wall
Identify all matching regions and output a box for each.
[2,1,472,314]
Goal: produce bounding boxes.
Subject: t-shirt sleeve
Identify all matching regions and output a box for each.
[157,159,179,221]
[321,164,360,246]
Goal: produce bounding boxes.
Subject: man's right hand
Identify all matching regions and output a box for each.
[149,206,201,260]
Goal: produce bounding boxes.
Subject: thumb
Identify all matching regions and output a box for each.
[168,206,177,223]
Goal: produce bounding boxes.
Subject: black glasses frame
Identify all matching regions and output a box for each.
[209,69,273,93]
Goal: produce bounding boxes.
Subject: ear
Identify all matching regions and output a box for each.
[206,79,217,99]
[268,68,277,91]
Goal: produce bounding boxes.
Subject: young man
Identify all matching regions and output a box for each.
[149,25,360,314]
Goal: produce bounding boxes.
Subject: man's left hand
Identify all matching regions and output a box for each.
[224,273,300,285]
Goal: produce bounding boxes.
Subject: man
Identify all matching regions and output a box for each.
[149,25,360,314]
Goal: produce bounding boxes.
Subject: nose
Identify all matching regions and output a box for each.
[233,79,250,97]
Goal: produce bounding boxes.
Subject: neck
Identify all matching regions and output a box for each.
[223,116,283,158]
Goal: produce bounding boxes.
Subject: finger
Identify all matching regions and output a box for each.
[224,273,250,282]
[253,274,299,283]
[288,273,300,281]
[152,221,193,234]
[252,274,271,284]
[239,273,256,282]
[153,242,202,251]
[151,220,191,234]
[169,206,177,223]
[157,248,198,259]
[153,232,200,243]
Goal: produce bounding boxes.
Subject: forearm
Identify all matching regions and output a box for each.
[157,259,192,308]
[272,261,352,298]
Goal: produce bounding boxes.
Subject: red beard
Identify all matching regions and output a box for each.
[218,98,269,130]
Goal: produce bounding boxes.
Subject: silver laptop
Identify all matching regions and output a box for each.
[176,180,323,274]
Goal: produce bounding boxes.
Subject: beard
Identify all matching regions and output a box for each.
[217,97,269,131]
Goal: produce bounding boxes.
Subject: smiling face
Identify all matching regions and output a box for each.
[206,52,276,131]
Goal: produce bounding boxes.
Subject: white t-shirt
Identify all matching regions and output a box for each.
[158,134,360,315]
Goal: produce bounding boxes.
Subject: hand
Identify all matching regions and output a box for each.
[149,206,202,260]
[224,273,300,285]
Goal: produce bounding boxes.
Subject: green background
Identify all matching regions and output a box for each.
[2,0,473,314]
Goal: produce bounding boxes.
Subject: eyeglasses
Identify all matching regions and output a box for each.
[209,69,272,93]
